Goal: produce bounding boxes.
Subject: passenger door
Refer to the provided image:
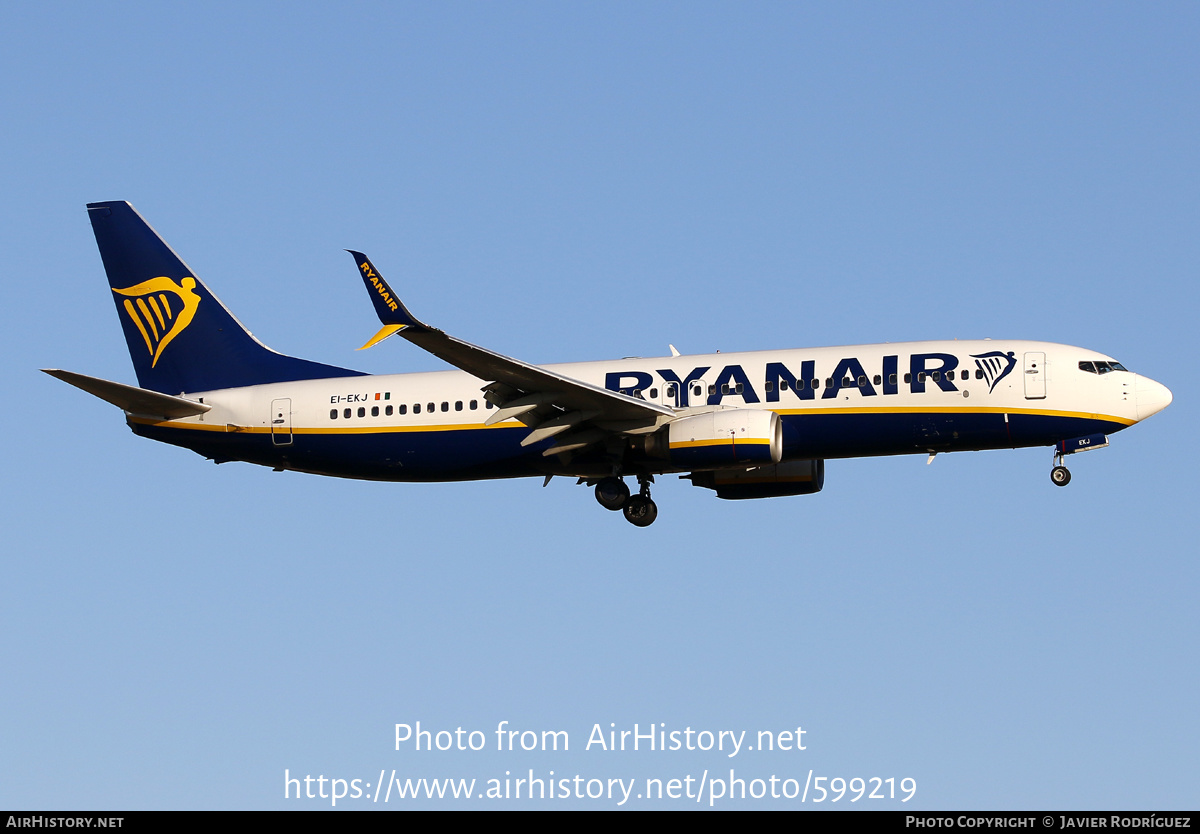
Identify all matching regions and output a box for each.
[1023,352,1046,400]
[270,398,293,445]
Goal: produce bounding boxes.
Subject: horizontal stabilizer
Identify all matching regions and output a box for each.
[42,369,211,419]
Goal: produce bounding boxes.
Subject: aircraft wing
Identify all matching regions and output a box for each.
[348,252,674,454]
[43,369,212,419]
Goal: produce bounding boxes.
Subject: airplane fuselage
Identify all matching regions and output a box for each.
[128,339,1157,482]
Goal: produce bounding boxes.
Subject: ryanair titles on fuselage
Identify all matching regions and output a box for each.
[602,348,1019,408]
[304,345,1032,415]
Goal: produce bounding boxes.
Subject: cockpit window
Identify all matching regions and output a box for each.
[1081,360,1130,374]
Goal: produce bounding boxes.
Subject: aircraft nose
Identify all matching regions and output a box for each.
[1134,375,1173,421]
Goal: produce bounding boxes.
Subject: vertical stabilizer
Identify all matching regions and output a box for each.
[87,201,364,393]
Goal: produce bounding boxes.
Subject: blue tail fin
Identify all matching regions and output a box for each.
[87,201,365,393]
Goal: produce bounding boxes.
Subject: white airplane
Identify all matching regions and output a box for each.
[45,201,1173,527]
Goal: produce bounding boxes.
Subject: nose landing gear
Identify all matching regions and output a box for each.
[1050,449,1071,487]
[1049,433,1109,487]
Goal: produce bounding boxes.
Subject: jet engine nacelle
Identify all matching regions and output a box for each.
[664,409,782,469]
[687,459,825,500]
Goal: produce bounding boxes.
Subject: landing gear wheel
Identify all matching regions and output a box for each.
[1051,465,1071,487]
[623,495,658,527]
[595,477,630,511]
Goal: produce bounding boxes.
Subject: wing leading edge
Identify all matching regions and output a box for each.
[347,251,674,455]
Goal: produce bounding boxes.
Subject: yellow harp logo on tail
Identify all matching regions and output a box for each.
[113,277,202,367]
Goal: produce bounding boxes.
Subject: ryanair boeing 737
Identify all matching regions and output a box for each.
[45,201,1173,526]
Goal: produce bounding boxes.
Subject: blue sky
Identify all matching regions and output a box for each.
[2,3,1196,809]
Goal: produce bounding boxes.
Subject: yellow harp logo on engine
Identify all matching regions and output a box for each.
[113,276,202,367]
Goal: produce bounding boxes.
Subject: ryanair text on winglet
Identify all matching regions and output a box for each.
[360,261,399,312]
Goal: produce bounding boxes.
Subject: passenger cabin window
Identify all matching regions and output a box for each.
[414,404,421,414]
[399,404,407,415]
[330,409,338,420]
[470,400,478,410]
[873,375,882,385]
[358,407,366,418]
[385,405,393,416]
[455,401,463,411]
[343,408,351,419]
[371,406,379,417]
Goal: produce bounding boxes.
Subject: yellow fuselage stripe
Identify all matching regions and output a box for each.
[129,417,513,434]
[130,404,1134,434]
[772,404,1135,426]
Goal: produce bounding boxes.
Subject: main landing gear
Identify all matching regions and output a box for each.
[592,474,658,526]
[594,477,629,510]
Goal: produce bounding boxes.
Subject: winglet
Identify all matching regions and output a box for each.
[346,250,426,349]
[359,323,406,351]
